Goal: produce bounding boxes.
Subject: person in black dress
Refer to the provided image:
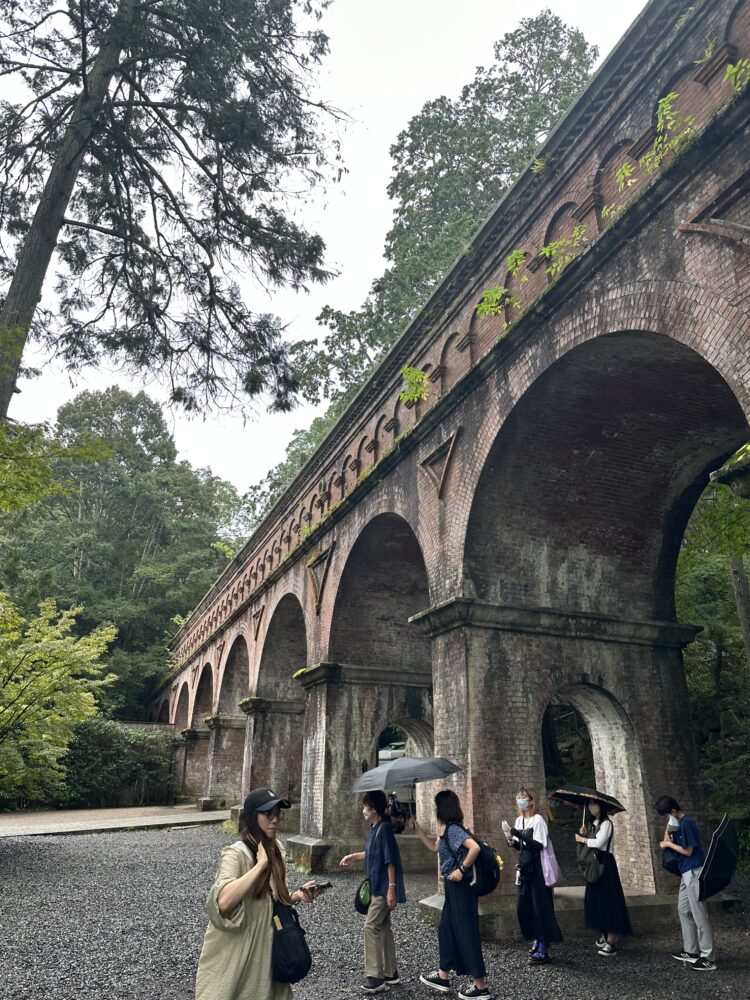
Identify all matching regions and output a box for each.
[507,787,562,965]
[575,801,632,956]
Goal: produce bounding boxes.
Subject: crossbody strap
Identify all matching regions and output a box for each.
[366,821,385,880]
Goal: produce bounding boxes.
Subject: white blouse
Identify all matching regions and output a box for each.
[514,813,549,847]
[585,818,614,853]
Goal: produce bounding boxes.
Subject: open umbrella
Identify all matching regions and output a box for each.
[699,814,739,901]
[352,756,461,792]
[548,785,626,814]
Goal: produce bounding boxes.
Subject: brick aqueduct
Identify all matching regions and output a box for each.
[155,0,750,888]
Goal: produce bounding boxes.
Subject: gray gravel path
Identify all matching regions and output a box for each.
[0,827,747,1000]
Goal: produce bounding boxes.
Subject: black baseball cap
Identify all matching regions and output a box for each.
[243,787,292,814]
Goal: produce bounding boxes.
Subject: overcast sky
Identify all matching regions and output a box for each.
[11,0,646,493]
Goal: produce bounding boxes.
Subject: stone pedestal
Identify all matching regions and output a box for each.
[411,597,703,898]
[206,715,246,807]
[240,696,305,801]
[179,728,211,800]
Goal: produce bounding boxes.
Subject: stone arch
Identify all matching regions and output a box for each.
[191,664,214,728]
[245,594,309,805]
[329,512,432,673]
[218,634,250,713]
[463,329,748,619]
[546,682,655,893]
[157,699,170,724]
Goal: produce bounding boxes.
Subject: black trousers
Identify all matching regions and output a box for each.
[439,878,487,979]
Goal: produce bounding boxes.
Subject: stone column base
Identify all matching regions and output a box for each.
[285,833,438,874]
[417,886,740,942]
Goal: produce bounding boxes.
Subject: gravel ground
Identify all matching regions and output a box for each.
[0,826,747,1000]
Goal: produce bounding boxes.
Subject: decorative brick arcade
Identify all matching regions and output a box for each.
[155,0,750,932]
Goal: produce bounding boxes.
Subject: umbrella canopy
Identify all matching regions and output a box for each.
[549,785,626,814]
[352,756,461,792]
[699,814,739,902]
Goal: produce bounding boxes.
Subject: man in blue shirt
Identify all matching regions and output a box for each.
[656,795,716,971]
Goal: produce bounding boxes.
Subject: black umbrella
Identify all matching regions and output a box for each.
[351,756,461,792]
[699,814,739,901]
[548,785,626,814]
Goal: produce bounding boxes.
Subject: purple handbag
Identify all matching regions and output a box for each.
[541,840,561,887]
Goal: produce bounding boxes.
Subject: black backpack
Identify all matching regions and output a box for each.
[443,823,501,897]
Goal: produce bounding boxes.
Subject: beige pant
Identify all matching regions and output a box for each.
[364,895,397,979]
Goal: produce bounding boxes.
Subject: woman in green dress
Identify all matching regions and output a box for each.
[195,787,320,1000]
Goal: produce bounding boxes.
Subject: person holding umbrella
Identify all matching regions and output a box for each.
[574,800,632,956]
[655,794,717,972]
[506,786,562,965]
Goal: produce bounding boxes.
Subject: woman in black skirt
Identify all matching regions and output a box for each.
[575,801,632,956]
[507,787,563,965]
[412,790,492,1000]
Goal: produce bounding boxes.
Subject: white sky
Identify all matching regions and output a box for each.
[10,0,646,493]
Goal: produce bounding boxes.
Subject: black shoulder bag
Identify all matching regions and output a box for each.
[576,822,613,884]
[231,839,312,983]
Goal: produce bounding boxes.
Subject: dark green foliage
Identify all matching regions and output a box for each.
[57,718,174,808]
[0,387,248,717]
[245,10,598,527]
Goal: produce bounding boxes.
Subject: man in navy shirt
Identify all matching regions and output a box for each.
[655,795,716,971]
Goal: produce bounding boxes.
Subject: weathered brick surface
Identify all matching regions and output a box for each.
[158,0,750,876]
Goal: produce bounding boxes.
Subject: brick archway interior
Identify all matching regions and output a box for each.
[191,664,213,729]
[173,684,189,729]
[464,330,749,619]
[329,512,431,674]
[555,683,655,894]
[218,636,249,714]
[257,595,307,700]
[157,699,169,723]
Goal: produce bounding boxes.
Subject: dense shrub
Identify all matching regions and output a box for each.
[58,718,174,808]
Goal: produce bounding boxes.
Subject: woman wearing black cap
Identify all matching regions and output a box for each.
[195,787,320,1000]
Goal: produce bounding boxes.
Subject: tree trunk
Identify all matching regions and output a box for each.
[0,0,135,418]
[712,638,724,697]
[730,553,750,680]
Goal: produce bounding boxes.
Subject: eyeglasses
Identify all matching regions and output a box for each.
[258,808,282,822]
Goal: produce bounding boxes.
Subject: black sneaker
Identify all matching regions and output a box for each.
[384,971,401,985]
[598,943,617,957]
[691,959,717,971]
[672,950,699,964]
[595,936,606,949]
[420,972,452,993]
[458,987,492,1000]
[361,978,386,994]
[528,939,539,955]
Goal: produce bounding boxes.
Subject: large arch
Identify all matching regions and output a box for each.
[208,635,250,806]
[329,512,432,674]
[463,330,748,618]
[299,513,434,843]
[173,683,189,729]
[244,595,308,806]
[182,664,213,799]
[452,329,748,888]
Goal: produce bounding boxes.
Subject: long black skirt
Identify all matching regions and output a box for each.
[517,854,563,945]
[584,852,632,937]
[439,878,487,978]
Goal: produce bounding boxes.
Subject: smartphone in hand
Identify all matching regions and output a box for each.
[314,880,333,891]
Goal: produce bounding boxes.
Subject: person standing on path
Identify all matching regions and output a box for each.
[574,801,632,956]
[412,789,493,1000]
[507,786,563,965]
[195,787,320,1000]
[340,790,406,994]
[655,794,717,972]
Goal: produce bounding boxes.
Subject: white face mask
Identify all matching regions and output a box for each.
[362,807,374,822]
[517,798,530,811]
[667,815,680,830]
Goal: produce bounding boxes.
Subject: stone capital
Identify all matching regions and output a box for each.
[240,696,305,715]
[295,661,432,690]
[409,596,699,648]
[205,714,246,730]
